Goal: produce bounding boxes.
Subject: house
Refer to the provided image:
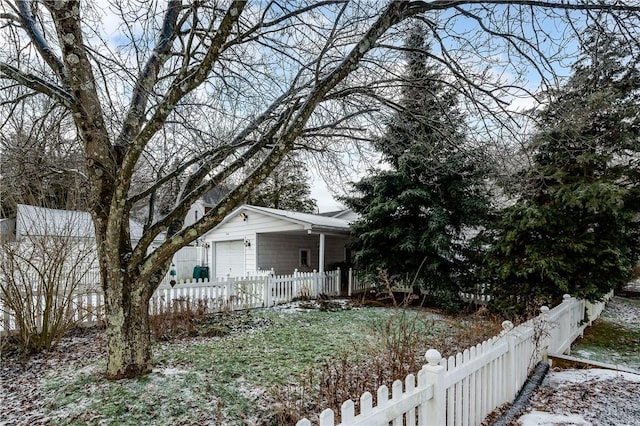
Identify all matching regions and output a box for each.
[182,187,229,230]
[202,205,353,278]
[10,203,355,283]
[15,204,146,242]
[0,218,15,242]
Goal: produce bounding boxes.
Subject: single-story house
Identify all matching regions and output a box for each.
[202,205,353,278]
[9,203,357,282]
[15,204,147,242]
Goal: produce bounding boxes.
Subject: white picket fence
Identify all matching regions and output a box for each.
[0,269,341,335]
[296,292,612,426]
[347,270,492,304]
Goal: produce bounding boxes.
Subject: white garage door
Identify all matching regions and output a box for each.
[215,240,245,277]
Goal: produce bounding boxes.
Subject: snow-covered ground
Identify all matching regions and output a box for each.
[517,368,640,426]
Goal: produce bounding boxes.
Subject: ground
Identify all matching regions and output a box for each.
[2,296,637,425]
[0,300,501,425]
[512,296,640,426]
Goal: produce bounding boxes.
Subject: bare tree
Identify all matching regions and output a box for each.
[1,1,639,379]
[0,96,87,217]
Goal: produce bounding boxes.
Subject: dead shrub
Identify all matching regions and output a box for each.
[149,296,209,340]
[0,228,98,354]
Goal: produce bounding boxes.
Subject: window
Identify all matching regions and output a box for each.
[299,249,311,267]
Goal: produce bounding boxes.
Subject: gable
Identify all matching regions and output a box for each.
[204,208,307,241]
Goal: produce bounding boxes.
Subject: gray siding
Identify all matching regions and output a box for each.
[203,210,306,275]
[257,233,349,275]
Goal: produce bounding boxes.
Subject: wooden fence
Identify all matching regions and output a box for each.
[0,269,341,335]
[296,292,612,426]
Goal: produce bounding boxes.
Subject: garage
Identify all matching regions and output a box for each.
[214,240,245,277]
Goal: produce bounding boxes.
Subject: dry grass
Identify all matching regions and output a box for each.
[273,305,503,424]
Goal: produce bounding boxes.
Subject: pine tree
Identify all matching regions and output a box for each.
[343,25,492,307]
[247,154,318,213]
[486,27,640,312]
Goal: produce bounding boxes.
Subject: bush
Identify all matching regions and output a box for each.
[0,233,98,353]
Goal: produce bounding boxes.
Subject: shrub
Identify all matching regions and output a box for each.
[0,233,98,353]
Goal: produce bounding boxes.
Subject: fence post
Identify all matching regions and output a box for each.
[226,276,235,310]
[562,294,573,354]
[313,269,319,297]
[422,349,446,426]
[264,276,272,308]
[348,268,353,297]
[585,300,595,326]
[335,267,341,296]
[539,306,550,361]
[500,320,517,400]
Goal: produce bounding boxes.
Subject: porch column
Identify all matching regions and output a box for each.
[318,233,325,274]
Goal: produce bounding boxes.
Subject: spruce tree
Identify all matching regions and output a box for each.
[344,25,492,307]
[486,27,640,312]
[246,154,318,213]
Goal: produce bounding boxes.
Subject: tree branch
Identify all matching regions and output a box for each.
[119,1,247,187]
[16,0,70,89]
[115,0,181,151]
[0,62,75,111]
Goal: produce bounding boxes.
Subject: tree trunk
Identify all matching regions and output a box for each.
[104,278,152,379]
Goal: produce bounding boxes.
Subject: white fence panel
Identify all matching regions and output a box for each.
[1,269,342,335]
[298,292,612,426]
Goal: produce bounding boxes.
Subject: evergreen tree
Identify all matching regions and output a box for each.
[486,27,640,312]
[343,25,493,306]
[247,154,318,213]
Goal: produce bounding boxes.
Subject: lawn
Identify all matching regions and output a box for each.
[571,296,640,371]
[2,300,501,426]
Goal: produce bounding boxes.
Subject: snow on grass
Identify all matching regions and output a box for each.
[4,303,499,425]
[153,367,189,376]
[600,296,640,328]
[570,296,640,371]
[23,306,442,425]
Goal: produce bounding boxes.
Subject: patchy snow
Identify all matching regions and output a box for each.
[546,368,640,386]
[600,296,640,327]
[270,298,354,314]
[515,368,640,425]
[516,369,640,426]
[153,367,189,376]
[512,294,640,426]
[519,411,591,426]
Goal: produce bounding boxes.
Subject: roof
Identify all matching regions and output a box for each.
[201,186,231,205]
[318,208,360,222]
[222,205,352,234]
[319,209,347,217]
[15,204,148,241]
